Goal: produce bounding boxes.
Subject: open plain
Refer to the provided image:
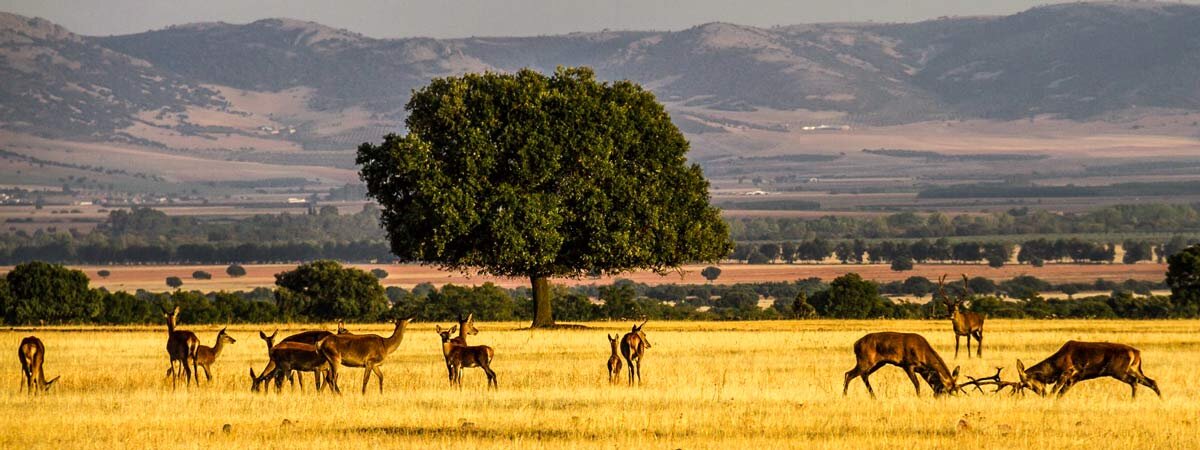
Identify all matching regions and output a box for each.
[1,320,1197,449]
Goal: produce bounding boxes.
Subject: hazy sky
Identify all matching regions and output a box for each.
[5,0,1198,38]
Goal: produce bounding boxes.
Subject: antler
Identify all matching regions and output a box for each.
[957,367,1027,396]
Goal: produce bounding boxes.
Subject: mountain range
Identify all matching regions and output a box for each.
[2,2,1200,146]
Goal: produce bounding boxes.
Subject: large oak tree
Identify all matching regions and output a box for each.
[357,67,731,327]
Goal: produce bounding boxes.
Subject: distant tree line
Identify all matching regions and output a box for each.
[918,181,1200,199]
[2,256,1197,325]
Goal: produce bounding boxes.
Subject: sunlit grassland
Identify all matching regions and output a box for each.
[1,320,1198,449]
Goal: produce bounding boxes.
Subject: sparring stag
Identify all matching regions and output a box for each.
[620,320,652,386]
[18,336,59,393]
[193,327,236,383]
[436,324,497,389]
[1017,341,1161,398]
[843,332,960,398]
[940,275,984,358]
[317,317,413,395]
[162,306,199,388]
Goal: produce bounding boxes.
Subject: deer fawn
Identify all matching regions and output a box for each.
[162,306,199,388]
[436,324,497,389]
[1017,341,1161,398]
[940,275,984,358]
[316,317,413,395]
[843,332,960,398]
[620,320,652,386]
[18,336,59,393]
[606,334,623,384]
[251,341,339,394]
[192,327,236,383]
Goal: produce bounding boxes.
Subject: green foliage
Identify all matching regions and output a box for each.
[890,256,914,271]
[370,268,389,279]
[165,276,183,289]
[701,266,722,282]
[273,260,388,321]
[818,273,886,319]
[191,270,212,280]
[226,264,246,277]
[3,261,98,324]
[97,269,111,278]
[1167,244,1200,315]
[357,67,731,326]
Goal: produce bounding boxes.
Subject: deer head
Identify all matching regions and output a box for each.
[459,313,479,336]
[1016,359,1046,396]
[259,329,277,346]
[249,367,264,392]
[337,320,350,334]
[632,320,651,349]
[435,325,458,343]
[217,327,237,345]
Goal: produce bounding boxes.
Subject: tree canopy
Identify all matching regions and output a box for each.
[273,260,388,321]
[1167,244,1200,315]
[357,67,732,327]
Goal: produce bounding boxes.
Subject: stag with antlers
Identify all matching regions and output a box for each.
[843,332,960,398]
[18,336,59,394]
[1017,341,1161,398]
[162,306,199,388]
[620,320,652,386]
[192,327,236,383]
[938,275,985,358]
[606,334,623,384]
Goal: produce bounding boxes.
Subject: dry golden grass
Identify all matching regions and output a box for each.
[1,320,1198,449]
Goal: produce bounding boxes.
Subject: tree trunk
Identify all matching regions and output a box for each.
[530,275,555,328]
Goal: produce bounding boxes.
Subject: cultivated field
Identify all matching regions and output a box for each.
[42,262,1169,293]
[1,320,1197,449]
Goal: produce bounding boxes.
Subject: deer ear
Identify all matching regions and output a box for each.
[449,325,458,334]
[435,325,442,333]
[220,327,227,334]
[466,313,474,322]
[951,366,960,378]
[46,376,59,388]
[1016,360,1027,380]
[259,331,267,339]
[249,367,256,379]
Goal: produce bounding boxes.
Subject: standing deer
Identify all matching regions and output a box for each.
[316,317,413,395]
[940,275,984,358]
[620,320,652,386]
[843,332,960,398]
[1017,341,1161,398]
[251,342,338,394]
[436,324,497,389]
[260,327,340,390]
[162,306,199,388]
[606,334,623,384]
[18,336,59,393]
[192,327,236,383]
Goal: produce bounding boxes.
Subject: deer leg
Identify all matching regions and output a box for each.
[965,334,972,359]
[843,366,862,396]
[1140,375,1162,398]
[625,356,635,386]
[201,364,212,383]
[361,365,374,395]
[974,331,983,357]
[903,366,921,396]
[954,334,961,359]
[372,366,384,394]
[481,360,498,390]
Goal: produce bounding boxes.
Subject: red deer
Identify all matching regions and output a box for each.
[620,320,652,386]
[250,342,339,394]
[1017,341,1161,398]
[18,336,59,393]
[316,317,413,395]
[193,327,236,383]
[436,324,497,389]
[940,275,984,358]
[162,306,199,387]
[260,327,340,390]
[606,334,623,384]
[843,332,960,398]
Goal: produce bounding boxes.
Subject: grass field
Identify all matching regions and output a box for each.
[2,320,1197,449]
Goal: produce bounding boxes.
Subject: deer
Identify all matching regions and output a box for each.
[1016,341,1161,398]
[250,342,339,394]
[18,336,59,394]
[843,332,960,398]
[192,327,236,383]
[162,306,199,388]
[939,274,984,358]
[260,326,342,390]
[316,317,413,395]
[436,324,497,389]
[606,334,623,384]
[620,320,652,386]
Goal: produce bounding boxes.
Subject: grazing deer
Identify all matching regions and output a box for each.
[251,342,339,394]
[940,275,984,358]
[316,317,413,395]
[620,320,652,386]
[18,336,59,393]
[192,327,236,383]
[162,306,199,388]
[436,324,497,389]
[265,327,345,390]
[843,332,960,398]
[1017,341,1161,398]
[607,334,623,384]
